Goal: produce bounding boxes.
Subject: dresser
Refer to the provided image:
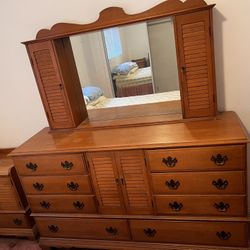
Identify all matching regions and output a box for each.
[10,112,249,249]
[0,158,36,238]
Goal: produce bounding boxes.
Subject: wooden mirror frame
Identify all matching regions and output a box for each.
[23,0,217,129]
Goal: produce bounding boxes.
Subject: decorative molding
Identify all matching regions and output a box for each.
[34,0,212,41]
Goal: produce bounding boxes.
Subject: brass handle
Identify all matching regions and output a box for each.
[211,154,228,166]
[33,182,44,191]
[162,156,177,167]
[214,202,230,212]
[67,182,79,191]
[212,178,228,190]
[48,225,59,233]
[169,201,183,212]
[165,179,180,190]
[61,161,73,170]
[216,231,231,240]
[105,226,118,235]
[26,162,38,171]
[144,228,157,237]
[73,201,85,209]
[40,201,51,209]
[13,218,22,226]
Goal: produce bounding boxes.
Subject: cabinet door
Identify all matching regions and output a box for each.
[175,9,216,118]
[86,152,125,214]
[116,150,153,215]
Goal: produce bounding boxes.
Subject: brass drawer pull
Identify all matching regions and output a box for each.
[13,218,22,226]
[48,225,59,233]
[165,179,180,190]
[67,181,79,191]
[26,162,38,171]
[33,182,44,191]
[162,156,177,167]
[211,154,228,166]
[144,228,157,237]
[214,202,230,212]
[212,178,228,190]
[73,201,85,209]
[61,161,73,170]
[216,231,231,240]
[105,226,118,235]
[40,201,51,209]
[169,201,183,211]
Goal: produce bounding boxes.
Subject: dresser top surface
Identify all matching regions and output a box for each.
[10,112,249,156]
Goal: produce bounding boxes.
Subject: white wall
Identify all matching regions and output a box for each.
[0,0,250,208]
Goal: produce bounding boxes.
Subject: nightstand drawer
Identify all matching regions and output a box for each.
[146,145,245,172]
[14,154,87,176]
[130,220,248,247]
[36,217,131,240]
[151,171,245,194]
[0,213,33,228]
[155,195,246,216]
[21,175,92,194]
[28,195,97,213]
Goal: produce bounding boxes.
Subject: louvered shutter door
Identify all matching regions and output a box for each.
[175,9,216,118]
[27,41,74,129]
[116,151,153,215]
[86,152,125,214]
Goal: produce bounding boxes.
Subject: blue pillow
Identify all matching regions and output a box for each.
[82,86,103,101]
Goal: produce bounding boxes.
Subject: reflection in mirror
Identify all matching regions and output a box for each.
[70,18,181,115]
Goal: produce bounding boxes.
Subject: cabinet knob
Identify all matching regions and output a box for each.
[13,218,22,226]
[105,226,118,235]
[169,201,183,212]
[61,161,73,170]
[211,154,228,166]
[40,201,51,209]
[214,202,230,212]
[33,182,44,191]
[212,178,228,190]
[26,162,38,171]
[67,181,79,191]
[162,156,177,167]
[144,228,157,237]
[73,201,85,209]
[216,231,231,240]
[165,179,180,190]
[48,225,59,233]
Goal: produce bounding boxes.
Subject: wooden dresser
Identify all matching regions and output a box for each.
[10,112,249,249]
[0,158,35,238]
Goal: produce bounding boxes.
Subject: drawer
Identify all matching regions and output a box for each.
[27,195,97,213]
[36,217,131,241]
[13,154,87,176]
[155,195,246,216]
[0,213,33,228]
[130,219,248,247]
[151,171,245,194]
[146,145,245,172]
[21,175,92,195]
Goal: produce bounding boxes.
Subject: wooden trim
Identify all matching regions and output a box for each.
[0,148,15,158]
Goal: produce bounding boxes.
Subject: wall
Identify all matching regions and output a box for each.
[0,0,250,209]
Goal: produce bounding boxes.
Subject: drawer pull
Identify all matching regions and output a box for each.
[67,181,79,191]
[212,179,228,190]
[169,201,183,211]
[61,161,73,170]
[105,226,118,235]
[48,225,59,233]
[13,218,22,226]
[40,201,51,209]
[26,162,38,171]
[216,231,231,240]
[214,202,230,212]
[162,156,177,167]
[165,179,180,190]
[144,228,157,237]
[73,201,85,209]
[211,154,228,166]
[33,182,44,191]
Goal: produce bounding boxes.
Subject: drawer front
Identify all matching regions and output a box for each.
[14,154,87,176]
[36,217,131,240]
[146,145,245,172]
[130,220,248,247]
[155,195,246,216]
[21,175,92,195]
[151,171,245,194]
[28,195,97,213]
[0,213,32,228]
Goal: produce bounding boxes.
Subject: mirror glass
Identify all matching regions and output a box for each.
[70,17,181,116]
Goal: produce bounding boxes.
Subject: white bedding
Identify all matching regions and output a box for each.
[87,91,180,110]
